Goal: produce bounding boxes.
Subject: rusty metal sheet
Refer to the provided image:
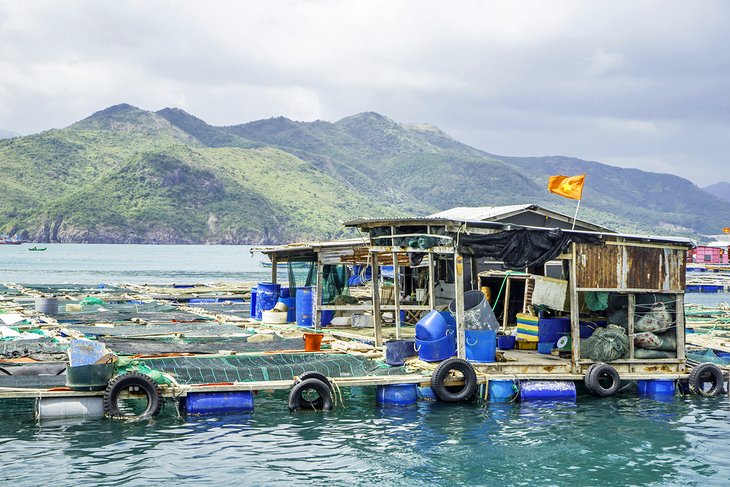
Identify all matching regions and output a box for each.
[575,243,686,291]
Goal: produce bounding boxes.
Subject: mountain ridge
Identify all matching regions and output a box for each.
[0,104,723,243]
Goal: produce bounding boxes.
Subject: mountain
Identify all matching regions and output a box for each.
[0,104,724,243]
[703,182,730,203]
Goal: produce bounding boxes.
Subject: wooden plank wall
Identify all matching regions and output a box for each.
[575,243,686,291]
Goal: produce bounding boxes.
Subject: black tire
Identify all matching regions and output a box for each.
[430,358,477,402]
[585,363,620,397]
[103,372,163,419]
[288,378,333,412]
[688,363,724,397]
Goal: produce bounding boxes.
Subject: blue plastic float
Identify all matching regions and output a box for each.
[376,384,418,405]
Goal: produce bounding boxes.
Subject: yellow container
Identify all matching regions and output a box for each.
[515,340,538,350]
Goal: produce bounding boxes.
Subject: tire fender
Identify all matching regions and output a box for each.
[688,362,724,397]
[288,377,333,412]
[430,358,477,402]
[103,372,163,419]
[585,363,620,397]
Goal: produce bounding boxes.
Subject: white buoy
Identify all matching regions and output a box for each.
[36,397,105,419]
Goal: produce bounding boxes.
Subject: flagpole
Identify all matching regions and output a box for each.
[572,199,582,230]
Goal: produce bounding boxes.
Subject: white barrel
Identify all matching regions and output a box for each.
[35,297,59,314]
[36,396,105,419]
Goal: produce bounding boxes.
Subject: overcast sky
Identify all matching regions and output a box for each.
[1,1,728,185]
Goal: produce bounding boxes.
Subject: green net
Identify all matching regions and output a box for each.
[133,353,407,385]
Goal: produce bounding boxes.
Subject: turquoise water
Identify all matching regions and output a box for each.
[1,245,730,485]
[0,243,272,284]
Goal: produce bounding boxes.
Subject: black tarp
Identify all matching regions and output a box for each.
[458,228,602,270]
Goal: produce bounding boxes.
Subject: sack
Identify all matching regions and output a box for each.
[635,302,672,333]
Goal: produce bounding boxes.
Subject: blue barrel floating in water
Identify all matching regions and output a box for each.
[385,339,417,366]
[519,380,576,401]
[637,380,675,396]
[489,380,516,402]
[254,282,281,321]
[184,391,254,415]
[296,286,315,328]
[538,317,571,347]
[277,297,296,323]
[376,384,418,405]
[465,329,496,363]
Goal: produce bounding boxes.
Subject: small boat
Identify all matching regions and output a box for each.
[28,246,47,252]
[0,237,22,245]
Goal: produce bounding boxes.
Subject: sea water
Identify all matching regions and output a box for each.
[0,245,729,485]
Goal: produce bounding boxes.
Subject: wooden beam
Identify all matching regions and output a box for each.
[570,242,581,373]
[392,250,401,340]
[454,252,466,359]
[371,251,383,346]
[628,293,636,373]
[314,258,324,330]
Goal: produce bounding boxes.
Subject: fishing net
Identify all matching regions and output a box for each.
[635,302,673,333]
[135,353,407,385]
[687,348,730,365]
[0,338,68,360]
[581,324,629,362]
[634,330,677,352]
[100,336,305,355]
[70,323,245,337]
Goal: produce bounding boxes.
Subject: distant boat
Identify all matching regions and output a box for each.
[28,246,47,251]
[0,237,22,245]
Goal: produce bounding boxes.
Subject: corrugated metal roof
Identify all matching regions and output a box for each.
[429,204,534,221]
[250,238,368,257]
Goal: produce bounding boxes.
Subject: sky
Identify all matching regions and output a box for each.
[0,1,728,186]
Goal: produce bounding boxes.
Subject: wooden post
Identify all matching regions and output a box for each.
[428,252,436,311]
[371,251,383,346]
[628,293,636,373]
[569,243,581,373]
[675,293,686,370]
[271,256,277,284]
[314,257,324,330]
[392,251,401,340]
[454,252,466,359]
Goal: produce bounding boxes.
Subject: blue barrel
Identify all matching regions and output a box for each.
[254,283,280,320]
[489,380,516,402]
[376,384,418,405]
[183,391,254,415]
[249,287,257,318]
[280,287,290,299]
[277,297,296,322]
[385,339,417,366]
[637,380,675,396]
[296,286,315,328]
[519,380,576,401]
[465,329,496,362]
[538,317,571,346]
[321,309,333,327]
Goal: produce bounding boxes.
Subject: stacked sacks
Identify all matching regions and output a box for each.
[634,302,677,359]
[415,311,456,362]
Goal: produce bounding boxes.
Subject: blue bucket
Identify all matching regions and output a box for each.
[497,335,516,350]
[249,287,257,318]
[255,282,281,321]
[538,317,570,346]
[280,287,290,299]
[376,384,418,405]
[277,297,296,322]
[465,329,496,363]
[183,391,254,415]
[489,380,516,402]
[320,309,333,327]
[415,332,456,362]
[296,286,315,328]
[537,342,554,354]
[385,339,417,366]
[519,381,576,401]
[415,310,449,340]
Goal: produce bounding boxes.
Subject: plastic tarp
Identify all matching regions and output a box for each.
[458,229,602,270]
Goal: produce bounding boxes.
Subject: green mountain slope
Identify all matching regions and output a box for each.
[0,103,724,243]
[703,182,730,203]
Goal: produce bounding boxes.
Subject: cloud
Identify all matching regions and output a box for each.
[0,0,728,185]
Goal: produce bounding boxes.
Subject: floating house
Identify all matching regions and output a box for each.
[687,244,729,265]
